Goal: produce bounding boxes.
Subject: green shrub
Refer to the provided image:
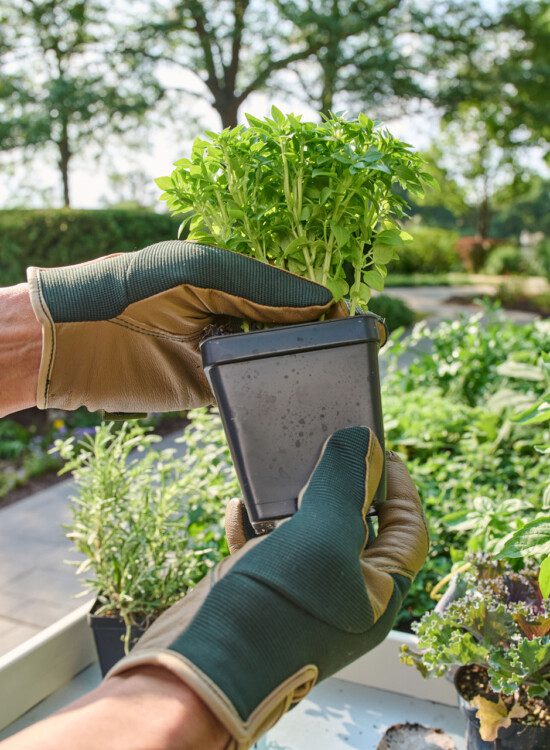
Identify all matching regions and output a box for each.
[483,244,533,275]
[367,294,415,332]
[388,225,461,274]
[0,209,180,286]
[381,310,549,628]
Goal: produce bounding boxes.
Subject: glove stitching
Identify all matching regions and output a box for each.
[107,318,204,343]
[35,271,55,408]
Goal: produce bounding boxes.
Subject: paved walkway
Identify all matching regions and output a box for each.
[0,287,539,656]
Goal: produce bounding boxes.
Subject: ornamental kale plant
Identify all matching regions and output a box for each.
[156,108,433,313]
[401,557,550,700]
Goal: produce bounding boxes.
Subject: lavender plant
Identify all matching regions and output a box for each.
[156,108,433,313]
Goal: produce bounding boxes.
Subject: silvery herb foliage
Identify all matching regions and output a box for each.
[57,417,234,648]
[156,108,434,313]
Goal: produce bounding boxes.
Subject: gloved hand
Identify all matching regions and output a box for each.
[107,427,428,750]
[27,240,349,415]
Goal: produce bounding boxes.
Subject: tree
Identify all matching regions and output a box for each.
[276,1,490,117]
[425,110,539,240]
[124,0,325,129]
[436,0,549,154]
[125,0,431,128]
[0,1,161,206]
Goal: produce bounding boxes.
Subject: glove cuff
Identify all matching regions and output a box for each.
[26,266,55,409]
[107,649,318,750]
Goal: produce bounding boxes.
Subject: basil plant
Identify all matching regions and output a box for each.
[156,108,434,314]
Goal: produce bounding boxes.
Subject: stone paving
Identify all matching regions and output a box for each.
[0,287,539,657]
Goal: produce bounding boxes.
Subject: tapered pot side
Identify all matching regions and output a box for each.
[201,313,387,533]
[88,601,145,677]
[454,666,550,750]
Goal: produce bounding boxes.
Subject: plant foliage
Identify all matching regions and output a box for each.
[58,418,232,646]
[157,108,433,313]
[401,557,550,700]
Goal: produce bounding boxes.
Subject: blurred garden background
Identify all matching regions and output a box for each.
[0,0,548,650]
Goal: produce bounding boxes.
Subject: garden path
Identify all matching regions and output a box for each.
[0,287,539,657]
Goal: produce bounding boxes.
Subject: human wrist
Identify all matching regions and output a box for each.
[101,665,230,750]
[0,283,41,417]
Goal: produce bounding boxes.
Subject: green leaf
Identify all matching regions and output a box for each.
[325,277,349,300]
[154,176,172,190]
[363,269,385,292]
[271,105,286,125]
[372,244,396,264]
[496,361,545,382]
[283,237,310,257]
[539,555,550,598]
[330,223,350,248]
[513,398,550,425]
[375,229,404,246]
[497,517,550,559]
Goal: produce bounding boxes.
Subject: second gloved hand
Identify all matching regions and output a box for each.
[107,427,428,749]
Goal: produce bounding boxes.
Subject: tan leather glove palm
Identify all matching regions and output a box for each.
[27,240,346,414]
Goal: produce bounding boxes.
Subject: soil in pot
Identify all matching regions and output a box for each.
[455,664,550,750]
[89,606,146,677]
[201,314,386,533]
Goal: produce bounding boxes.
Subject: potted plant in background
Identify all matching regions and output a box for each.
[401,556,550,749]
[157,108,433,531]
[56,418,233,675]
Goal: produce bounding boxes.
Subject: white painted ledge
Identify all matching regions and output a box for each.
[0,600,95,731]
[336,629,456,707]
[0,607,455,733]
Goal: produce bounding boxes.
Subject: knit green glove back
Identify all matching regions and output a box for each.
[108,427,429,749]
[26,240,349,414]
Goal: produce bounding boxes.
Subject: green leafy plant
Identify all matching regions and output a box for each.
[483,243,534,276]
[401,557,550,739]
[402,558,550,697]
[381,311,549,628]
[156,108,433,313]
[58,418,232,648]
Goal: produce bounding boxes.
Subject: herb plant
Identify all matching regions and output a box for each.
[381,308,550,628]
[57,419,231,648]
[156,108,433,313]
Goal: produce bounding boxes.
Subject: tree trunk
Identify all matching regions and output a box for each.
[477,179,491,241]
[217,95,240,129]
[58,115,71,207]
[319,3,340,115]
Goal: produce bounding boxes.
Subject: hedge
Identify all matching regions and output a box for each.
[389,224,462,274]
[0,209,181,286]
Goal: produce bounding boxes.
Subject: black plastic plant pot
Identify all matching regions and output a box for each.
[88,602,145,677]
[455,672,550,749]
[201,313,387,533]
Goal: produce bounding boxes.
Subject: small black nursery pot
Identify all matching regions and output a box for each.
[88,602,145,677]
[201,313,387,533]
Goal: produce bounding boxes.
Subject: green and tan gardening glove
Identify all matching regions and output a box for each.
[107,427,429,750]
[26,240,355,415]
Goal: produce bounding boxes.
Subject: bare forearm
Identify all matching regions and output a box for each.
[0,666,229,750]
[0,283,41,417]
